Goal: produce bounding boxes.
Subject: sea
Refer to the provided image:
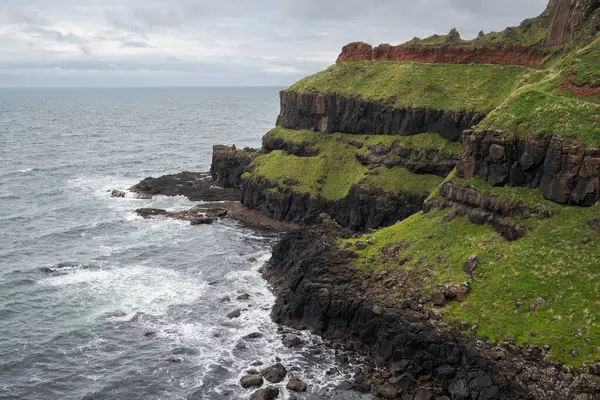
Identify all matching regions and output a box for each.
[0,88,371,400]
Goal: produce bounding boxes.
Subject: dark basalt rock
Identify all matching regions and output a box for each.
[261,363,287,384]
[459,130,600,207]
[249,386,279,400]
[136,208,168,218]
[130,171,240,202]
[211,145,258,189]
[240,374,263,389]
[241,176,425,232]
[276,91,485,142]
[286,377,308,392]
[263,226,600,400]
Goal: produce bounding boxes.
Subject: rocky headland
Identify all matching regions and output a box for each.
[127,0,600,398]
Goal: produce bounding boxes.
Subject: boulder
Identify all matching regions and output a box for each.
[110,189,126,198]
[286,377,308,392]
[237,293,251,301]
[240,374,263,389]
[432,291,446,307]
[414,388,435,400]
[249,386,279,400]
[226,309,241,319]
[282,334,303,348]
[463,256,478,278]
[373,384,398,399]
[136,208,167,218]
[261,363,287,383]
[190,217,215,225]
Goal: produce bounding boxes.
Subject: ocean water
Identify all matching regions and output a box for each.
[0,88,369,400]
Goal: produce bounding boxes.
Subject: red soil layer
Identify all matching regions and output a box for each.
[561,79,600,97]
[336,42,547,68]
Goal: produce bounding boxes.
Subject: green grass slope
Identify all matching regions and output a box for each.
[343,177,600,367]
[287,62,539,114]
[247,128,448,200]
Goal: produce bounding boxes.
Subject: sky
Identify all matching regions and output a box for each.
[0,0,549,87]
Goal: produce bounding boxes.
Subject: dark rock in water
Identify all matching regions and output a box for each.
[286,377,307,392]
[237,293,250,301]
[190,217,215,225]
[282,334,303,348]
[134,193,153,200]
[136,208,168,218]
[130,171,240,202]
[240,374,263,389]
[111,189,126,198]
[261,363,287,383]
[251,360,264,367]
[336,381,354,391]
[249,386,279,400]
[220,296,231,303]
[414,387,435,400]
[226,309,241,319]
[373,384,398,399]
[463,255,478,278]
[144,331,156,337]
[244,332,264,340]
[166,356,183,363]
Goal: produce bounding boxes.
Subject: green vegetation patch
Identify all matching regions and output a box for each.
[566,35,600,87]
[266,126,463,156]
[249,128,445,201]
[477,85,600,146]
[342,204,600,366]
[287,62,536,114]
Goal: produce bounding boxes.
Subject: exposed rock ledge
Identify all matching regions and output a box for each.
[241,176,425,232]
[277,91,485,142]
[263,224,600,399]
[336,42,547,68]
[424,182,553,240]
[459,130,600,207]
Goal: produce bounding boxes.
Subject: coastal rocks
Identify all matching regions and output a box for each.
[261,363,287,383]
[110,189,126,198]
[262,132,319,157]
[458,130,600,207]
[541,0,600,45]
[463,256,478,278]
[286,376,308,392]
[136,208,168,218]
[336,42,546,68]
[226,309,241,319]
[241,176,426,231]
[130,171,240,202]
[282,334,303,348]
[240,374,264,389]
[263,226,600,399]
[277,91,485,142]
[249,387,279,400]
[211,145,258,189]
[135,206,220,224]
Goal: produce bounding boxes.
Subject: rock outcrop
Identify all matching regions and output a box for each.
[263,226,600,400]
[336,42,547,68]
[277,91,484,142]
[241,176,425,232]
[210,145,258,189]
[129,171,240,202]
[540,0,600,45]
[424,182,553,240]
[458,130,600,207]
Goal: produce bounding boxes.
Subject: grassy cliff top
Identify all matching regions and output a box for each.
[248,128,445,201]
[343,181,600,366]
[476,35,600,146]
[287,62,539,114]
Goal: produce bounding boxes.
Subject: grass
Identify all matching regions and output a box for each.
[287,62,536,114]
[476,83,600,146]
[564,35,600,87]
[266,126,463,156]
[249,129,445,201]
[342,205,600,366]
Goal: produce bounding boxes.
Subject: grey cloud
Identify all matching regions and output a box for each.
[0,0,550,87]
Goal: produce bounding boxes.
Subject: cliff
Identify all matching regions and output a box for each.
[208,0,600,398]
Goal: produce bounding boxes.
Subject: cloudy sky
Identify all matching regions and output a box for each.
[0,0,548,87]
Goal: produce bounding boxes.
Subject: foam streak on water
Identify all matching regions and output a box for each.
[0,88,371,400]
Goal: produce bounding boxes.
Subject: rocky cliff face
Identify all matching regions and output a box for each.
[241,176,425,232]
[458,130,600,207]
[540,0,600,44]
[336,42,546,68]
[210,145,257,189]
[277,91,484,142]
[263,227,600,400]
